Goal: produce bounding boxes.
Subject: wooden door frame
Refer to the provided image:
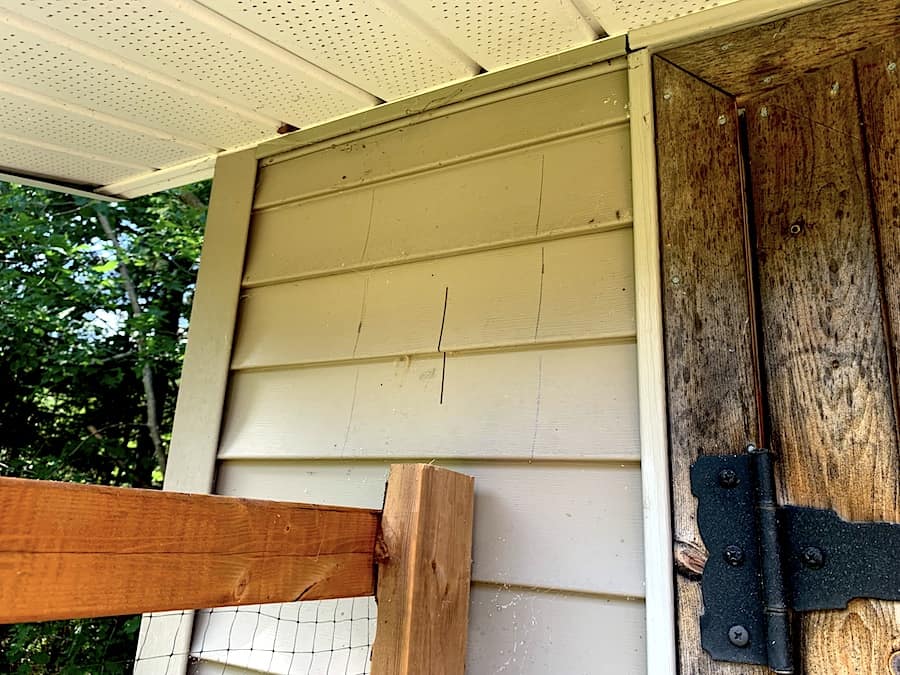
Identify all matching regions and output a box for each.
[651,0,900,672]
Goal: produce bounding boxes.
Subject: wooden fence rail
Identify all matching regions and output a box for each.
[0,463,475,674]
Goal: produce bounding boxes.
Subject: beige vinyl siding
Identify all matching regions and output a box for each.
[220,344,639,461]
[197,62,645,674]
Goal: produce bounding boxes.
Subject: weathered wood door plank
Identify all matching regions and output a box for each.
[655,56,767,675]
[744,57,900,674]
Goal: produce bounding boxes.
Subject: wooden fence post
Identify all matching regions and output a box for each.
[371,464,476,675]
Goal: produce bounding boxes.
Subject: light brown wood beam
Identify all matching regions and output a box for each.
[0,477,380,622]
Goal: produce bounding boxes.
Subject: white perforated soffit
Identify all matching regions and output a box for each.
[0,0,741,197]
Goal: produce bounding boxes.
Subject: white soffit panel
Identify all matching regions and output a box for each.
[0,0,760,197]
[606,0,741,29]
[194,0,480,100]
[0,17,271,149]
[392,0,598,69]
[8,0,376,127]
[0,135,137,186]
[0,86,199,169]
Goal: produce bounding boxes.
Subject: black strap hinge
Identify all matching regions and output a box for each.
[691,447,900,673]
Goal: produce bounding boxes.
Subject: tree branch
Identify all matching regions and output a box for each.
[177,189,204,209]
[95,209,167,475]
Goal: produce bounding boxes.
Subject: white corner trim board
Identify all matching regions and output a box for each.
[628,48,677,675]
[133,148,258,674]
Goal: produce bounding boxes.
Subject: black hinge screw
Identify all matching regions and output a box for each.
[723,544,745,566]
[718,467,739,488]
[728,625,750,647]
[801,546,825,569]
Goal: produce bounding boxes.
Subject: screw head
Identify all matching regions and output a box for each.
[718,468,739,488]
[728,625,750,647]
[723,545,745,566]
[802,546,825,569]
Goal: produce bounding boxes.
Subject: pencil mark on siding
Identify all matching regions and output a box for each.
[534,154,545,235]
[437,286,449,351]
[529,355,544,462]
[352,276,369,358]
[359,189,376,263]
[533,247,545,340]
[439,351,448,405]
[341,369,361,456]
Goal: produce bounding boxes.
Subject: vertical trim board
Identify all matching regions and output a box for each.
[654,56,765,674]
[134,148,257,674]
[627,48,676,675]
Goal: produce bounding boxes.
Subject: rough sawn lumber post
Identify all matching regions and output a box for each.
[371,464,476,675]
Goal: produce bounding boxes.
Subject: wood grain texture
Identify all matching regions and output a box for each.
[232,230,635,369]
[220,342,640,461]
[215,459,646,598]
[654,57,765,674]
[745,57,900,675]
[859,36,900,450]
[0,478,379,622]
[660,0,900,99]
[371,464,475,675]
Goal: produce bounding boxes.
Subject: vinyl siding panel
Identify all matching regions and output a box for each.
[243,127,632,286]
[191,587,645,675]
[220,343,639,461]
[232,229,635,369]
[214,460,644,597]
[252,68,630,209]
[196,63,645,674]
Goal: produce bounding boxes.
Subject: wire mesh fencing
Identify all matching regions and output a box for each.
[134,597,377,675]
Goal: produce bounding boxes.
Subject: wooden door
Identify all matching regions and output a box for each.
[655,3,900,672]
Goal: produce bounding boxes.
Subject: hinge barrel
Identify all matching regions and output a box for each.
[749,447,793,674]
[692,447,900,672]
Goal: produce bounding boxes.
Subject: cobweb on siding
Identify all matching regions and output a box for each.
[133,598,376,674]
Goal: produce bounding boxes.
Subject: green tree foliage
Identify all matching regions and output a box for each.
[0,180,209,672]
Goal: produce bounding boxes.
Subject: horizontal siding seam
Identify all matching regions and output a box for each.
[242,219,635,289]
[252,117,630,211]
[216,458,642,468]
[471,580,646,603]
[229,333,638,374]
[217,451,642,462]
